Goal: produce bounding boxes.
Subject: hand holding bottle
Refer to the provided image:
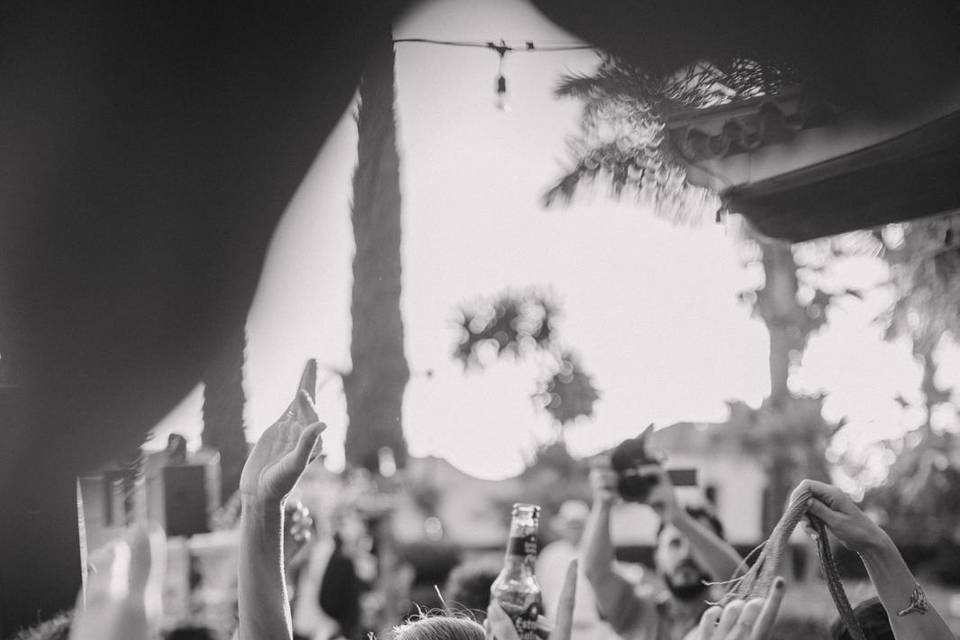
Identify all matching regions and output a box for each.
[487,559,577,640]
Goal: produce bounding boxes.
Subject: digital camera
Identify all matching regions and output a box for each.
[610,425,698,503]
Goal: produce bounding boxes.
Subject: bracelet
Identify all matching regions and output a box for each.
[896,583,930,617]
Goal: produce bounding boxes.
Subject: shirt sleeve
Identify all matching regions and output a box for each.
[592,569,652,637]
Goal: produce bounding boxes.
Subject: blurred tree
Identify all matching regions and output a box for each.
[453,288,599,443]
[201,324,249,502]
[862,429,960,583]
[546,55,841,532]
[880,214,960,430]
[838,215,960,573]
[343,32,410,472]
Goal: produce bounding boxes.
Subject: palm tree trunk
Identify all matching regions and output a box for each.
[343,30,410,471]
[202,324,249,503]
[759,241,800,407]
[755,239,833,532]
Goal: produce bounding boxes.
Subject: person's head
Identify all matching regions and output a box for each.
[443,558,501,621]
[552,500,589,545]
[830,597,893,640]
[654,506,724,602]
[392,614,485,640]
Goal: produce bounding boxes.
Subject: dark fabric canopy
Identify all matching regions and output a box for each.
[533,0,960,116]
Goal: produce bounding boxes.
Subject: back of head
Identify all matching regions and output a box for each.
[392,615,486,640]
[830,598,894,640]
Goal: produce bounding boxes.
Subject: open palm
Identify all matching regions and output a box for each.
[240,360,326,502]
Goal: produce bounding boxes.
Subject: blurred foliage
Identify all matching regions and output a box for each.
[544,54,796,222]
[453,288,556,367]
[534,352,601,426]
[801,212,960,357]
[491,440,592,541]
[863,429,960,550]
[879,214,960,354]
[406,474,442,518]
[453,288,599,428]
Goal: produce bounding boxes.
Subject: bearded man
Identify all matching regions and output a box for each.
[583,459,741,640]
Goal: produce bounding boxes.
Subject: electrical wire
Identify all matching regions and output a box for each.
[392,37,594,53]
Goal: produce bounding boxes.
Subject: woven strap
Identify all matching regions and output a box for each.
[810,515,865,640]
[720,488,865,640]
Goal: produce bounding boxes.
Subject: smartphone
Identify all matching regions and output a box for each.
[666,468,698,487]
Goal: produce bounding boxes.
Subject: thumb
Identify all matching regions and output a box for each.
[296,389,320,425]
[553,559,577,640]
[297,359,318,402]
[487,602,521,640]
[292,422,325,469]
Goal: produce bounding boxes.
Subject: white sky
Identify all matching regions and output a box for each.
[152,0,959,482]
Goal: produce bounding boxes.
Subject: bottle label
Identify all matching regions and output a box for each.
[506,534,538,560]
[499,599,545,640]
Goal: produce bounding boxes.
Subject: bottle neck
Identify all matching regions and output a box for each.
[503,531,538,568]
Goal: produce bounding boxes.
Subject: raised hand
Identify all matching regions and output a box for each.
[239,359,326,504]
[589,456,619,506]
[486,560,577,640]
[644,465,679,519]
[791,479,884,553]
[697,577,785,640]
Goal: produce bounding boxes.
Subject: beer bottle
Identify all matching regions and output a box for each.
[490,503,545,640]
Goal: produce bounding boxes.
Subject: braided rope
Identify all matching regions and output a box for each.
[718,487,866,640]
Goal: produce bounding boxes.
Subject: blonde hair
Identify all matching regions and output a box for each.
[391,613,485,640]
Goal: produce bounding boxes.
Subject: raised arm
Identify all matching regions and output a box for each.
[237,360,326,640]
[581,458,654,634]
[795,479,954,640]
[647,468,742,582]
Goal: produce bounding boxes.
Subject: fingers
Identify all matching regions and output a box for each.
[806,498,842,529]
[698,605,722,640]
[714,600,744,639]
[552,560,578,640]
[794,479,851,513]
[751,577,785,640]
[486,602,521,640]
[291,422,325,469]
[296,389,320,425]
[297,359,318,402]
[729,599,763,640]
[800,518,819,541]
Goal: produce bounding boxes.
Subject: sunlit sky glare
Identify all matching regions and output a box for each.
[152,0,960,482]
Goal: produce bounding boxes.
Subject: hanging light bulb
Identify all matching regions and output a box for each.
[490,41,511,112]
[495,73,510,111]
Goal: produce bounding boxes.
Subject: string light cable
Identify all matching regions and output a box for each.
[392,37,597,110]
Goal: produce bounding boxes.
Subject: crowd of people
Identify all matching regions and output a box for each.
[13,362,957,640]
